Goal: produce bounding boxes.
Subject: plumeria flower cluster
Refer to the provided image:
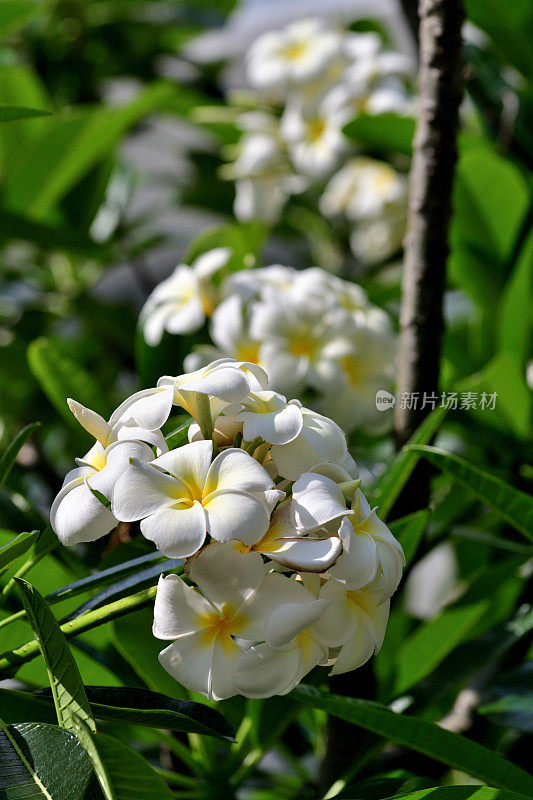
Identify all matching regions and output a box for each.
[51,357,404,700]
[178,263,397,433]
[218,17,413,262]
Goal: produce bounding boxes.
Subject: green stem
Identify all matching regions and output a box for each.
[1,541,57,601]
[155,768,200,788]
[242,437,262,455]
[195,394,213,441]
[0,585,157,675]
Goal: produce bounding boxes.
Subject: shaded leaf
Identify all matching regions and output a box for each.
[0,531,39,572]
[408,446,533,542]
[291,685,533,796]
[389,510,430,566]
[376,789,532,800]
[0,106,51,124]
[0,422,40,486]
[343,112,415,155]
[370,407,447,519]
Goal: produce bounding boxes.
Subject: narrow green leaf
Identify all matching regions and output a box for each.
[392,601,489,695]
[0,717,54,799]
[479,694,533,732]
[14,578,96,734]
[0,106,51,124]
[389,510,430,566]
[370,407,447,519]
[377,789,531,800]
[343,112,415,155]
[408,446,533,542]
[27,337,108,424]
[0,531,39,571]
[291,685,533,796]
[0,422,40,486]
[92,733,174,800]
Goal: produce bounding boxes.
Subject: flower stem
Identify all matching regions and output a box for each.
[195,394,214,441]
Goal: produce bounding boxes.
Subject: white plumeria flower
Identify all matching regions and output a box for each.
[112,440,281,558]
[234,172,306,224]
[50,440,153,546]
[281,92,351,178]
[249,295,336,397]
[154,543,307,699]
[312,577,390,675]
[224,265,297,304]
[318,320,396,432]
[350,211,406,264]
[140,248,231,346]
[225,391,303,446]
[246,18,341,91]
[271,407,348,481]
[235,576,332,698]
[330,490,405,598]
[320,157,407,222]
[158,357,268,430]
[240,501,342,573]
[210,295,262,366]
[188,415,243,448]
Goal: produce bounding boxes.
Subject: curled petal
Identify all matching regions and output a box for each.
[67,399,110,446]
[109,386,174,432]
[291,473,351,531]
[238,402,303,446]
[193,247,231,278]
[51,477,116,546]
[259,535,342,573]
[87,440,154,502]
[329,518,378,590]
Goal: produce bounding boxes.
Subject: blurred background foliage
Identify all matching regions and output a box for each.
[0,1,532,797]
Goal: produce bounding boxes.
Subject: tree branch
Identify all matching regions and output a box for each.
[394,0,464,448]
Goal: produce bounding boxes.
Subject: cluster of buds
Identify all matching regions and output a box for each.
[51,358,404,699]
[218,17,413,263]
[142,261,397,433]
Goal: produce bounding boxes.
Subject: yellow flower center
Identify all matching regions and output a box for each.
[289,334,317,359]
[340,355,359,387]
[196,606,246,652]
[282,41,308,62]
[235,341,261,364]
[306,117,327,144]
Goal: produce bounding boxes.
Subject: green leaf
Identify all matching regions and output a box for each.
[0,422,40,486]
[291,685,533,796]
[74,686,233,740]
[389,510,429,566]
[378,789,532,800]
[392,601,489,696]
[27,337,109,424]
[343,112,415,155]
[370,407,447,519]
[1,83,177,219]
[478,662,533,732]
[0,720,100,799]
[0,1,45,37]
[408,446,533,542]
[465,0,533,78]
[0,721,174,800]
[0,531,39,572]
[15,578,96,734]
[0,106,51,124]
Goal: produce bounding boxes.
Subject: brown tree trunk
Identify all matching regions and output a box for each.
[394,0,464,448]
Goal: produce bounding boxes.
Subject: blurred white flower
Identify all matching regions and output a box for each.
[112,440,279,558]
[140,248,231,346]
[246,18,341,91]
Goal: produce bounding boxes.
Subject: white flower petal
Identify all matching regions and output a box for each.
[188,542,266,615]
[204,448,273,495]
[210,636,242,700]
[141,502,207,558]
[143,304,173,346]
[193,247,231,279]
[261,535,342,573]
[312,580,359,648]
[291,473,351,531]
[67,399,110,446]
[329,520,378,590]
[51,477,116,546]
[110,386,174,432]
[204,489,271,546]
[87,440,154,502]
[238,572,310,641]
[153,574,212,640]
[165,297,205,335]
[241,403,303,446]
[265,598,330,650]
[112,460,179,522]
[158,632,214,697]
[235,643,302,698]
[153,440,213,491]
